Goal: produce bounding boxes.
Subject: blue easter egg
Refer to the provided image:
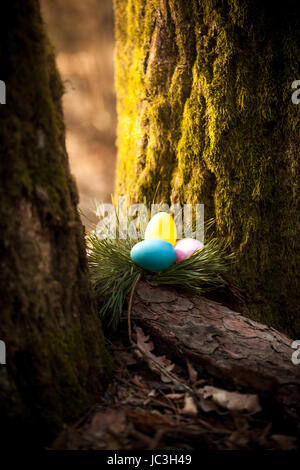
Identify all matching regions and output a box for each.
[130,239,176,271]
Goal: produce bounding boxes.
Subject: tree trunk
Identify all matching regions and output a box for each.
[113,0,300,337]
[0,1,111,446]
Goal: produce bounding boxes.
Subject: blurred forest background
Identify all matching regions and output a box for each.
[41,0,116,217]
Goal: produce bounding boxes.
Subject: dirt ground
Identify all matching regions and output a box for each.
[51,281,299,451]
[51,319,299,451]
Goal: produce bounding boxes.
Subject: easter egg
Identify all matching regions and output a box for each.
[174,238,204,262]
[131,239,176,271]
[145,212,177,246]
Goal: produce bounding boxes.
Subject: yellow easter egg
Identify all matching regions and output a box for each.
[145,212,177,246]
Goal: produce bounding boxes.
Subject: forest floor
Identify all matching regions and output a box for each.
[51,293,300,451]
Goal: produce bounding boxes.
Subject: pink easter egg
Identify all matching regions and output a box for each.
[174,238,204,262]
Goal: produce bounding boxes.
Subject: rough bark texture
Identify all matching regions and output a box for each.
[113,0,300,337]
[132,282,300,424]
[0,1,111,446]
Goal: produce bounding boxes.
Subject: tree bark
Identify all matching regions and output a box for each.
[0,1,111,446]
[113,0,300,337]
[131,282,300,424]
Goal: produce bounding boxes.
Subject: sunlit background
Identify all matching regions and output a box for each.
[41,0,117,220]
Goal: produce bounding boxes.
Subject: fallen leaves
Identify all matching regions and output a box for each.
[90,409,127,438]
[134,326,175,383]
[131,374,148,390]
[181,394,198,416]
[186,360,198,384]
[270,434,298,450]
[125,407,173,433]
[51,318,299,451]
[198,386,262,414]
[165,393,185,400]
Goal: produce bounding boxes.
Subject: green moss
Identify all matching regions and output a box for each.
[114,0,300,336]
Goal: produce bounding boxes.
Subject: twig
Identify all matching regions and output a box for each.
[132,343,197,399]
[129,427,154,447]
[128,272,141,343]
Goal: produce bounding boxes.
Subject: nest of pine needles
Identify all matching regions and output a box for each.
[86,203,234,333]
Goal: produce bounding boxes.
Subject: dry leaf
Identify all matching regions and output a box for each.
[125,407,173,432]
[131,374,148,389]
[135,326,175,383]
[181,393,198,416]
[226,431,250,449]
[165,393,185,400]
[197,396,220,413]
[199,386,261,414]
[89,409,127,438]
[186,360,198,383]
[119,351,137,366]
[271,434,298,450]
[135,327,154,356]
[89,412,107,438]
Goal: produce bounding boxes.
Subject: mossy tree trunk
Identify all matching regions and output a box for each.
[0,1,111,446]
[114,0,300,336]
